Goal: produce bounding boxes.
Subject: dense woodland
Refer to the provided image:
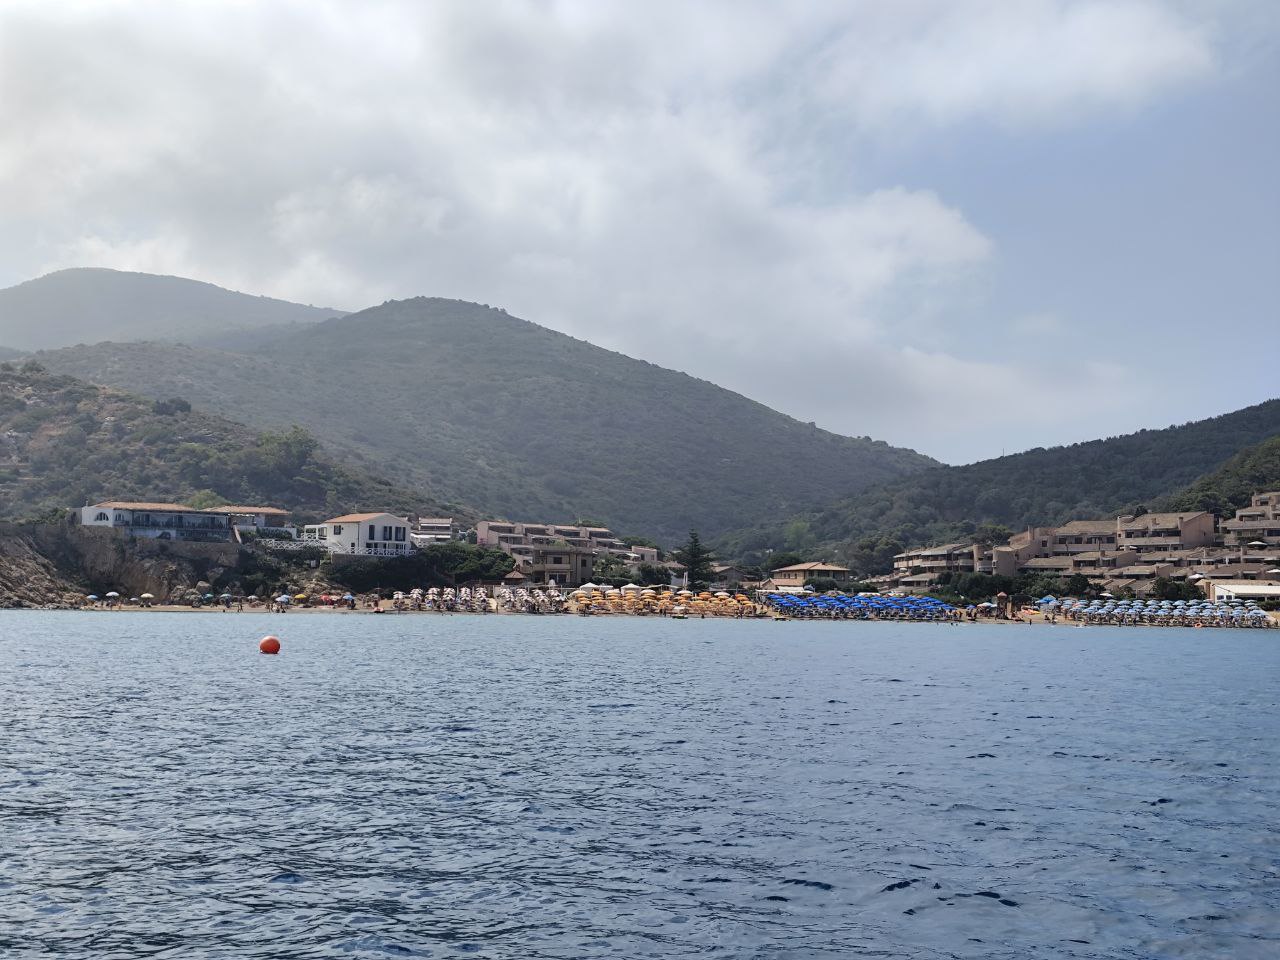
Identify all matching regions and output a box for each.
[0,363,442,523]
[722,400,1280,574]
[1160,436,1280,515]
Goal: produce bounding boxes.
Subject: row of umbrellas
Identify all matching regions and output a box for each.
[571,587,755,615]
[766,593,954,615]
[83,592,360,604]
[1043,596,1272,620]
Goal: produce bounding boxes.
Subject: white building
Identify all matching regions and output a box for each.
[304,513,413,557]
[411,516,456,546]
[79,501,232,542]
[209,505,293,535]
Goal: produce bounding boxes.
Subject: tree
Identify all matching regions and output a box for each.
[1151,577,1202,602]
[768,551,805,570]
[187,489,229,510]
[635,563,670,586]
[152,397,192,416]
[1065,574,1092,597]
[592,553,631,584]
[675,530,715,590]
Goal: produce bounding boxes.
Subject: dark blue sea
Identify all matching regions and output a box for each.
[1,612,1278,959]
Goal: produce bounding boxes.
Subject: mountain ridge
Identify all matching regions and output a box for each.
[34,291,938,542]
[0,268,346,351]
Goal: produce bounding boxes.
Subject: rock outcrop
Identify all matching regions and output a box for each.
[0,531,84,607]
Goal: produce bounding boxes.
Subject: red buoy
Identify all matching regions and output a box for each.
[259,635,281,655]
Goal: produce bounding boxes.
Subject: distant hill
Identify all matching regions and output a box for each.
[0,361,448,524]
[722,400,1280,572]
[1161,435,1280,516]
[36,297,937,542]
[0,268,345,351]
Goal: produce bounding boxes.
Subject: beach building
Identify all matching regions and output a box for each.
[1206,580,1280,603]
[304,513,413,557]
[710,563,752,589]
[1221,491,1280,547]
[1051,520,1119,554]
[1116,511,1215,552]
[208,505,293,536]
[79,501,232,542]
[892,543,977,584]
[630,545,661,566]
[1019,555,1077,578]
[475,521,597,586]
[766,562,852,590]
[990,526,1059,576]
[1068,551,1145,576]
[410,516,457,547]
[474,519,661,586]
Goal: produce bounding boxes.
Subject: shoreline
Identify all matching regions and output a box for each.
[11,605,1277,628]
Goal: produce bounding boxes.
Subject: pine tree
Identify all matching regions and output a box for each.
[676,530,714,590]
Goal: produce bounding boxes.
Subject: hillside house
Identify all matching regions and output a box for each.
[304,513,413,557]
[79,501,232,542]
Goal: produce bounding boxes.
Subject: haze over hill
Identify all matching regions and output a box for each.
[723,400,1280,572]
[35,289,938,542]
[0,269,345,351]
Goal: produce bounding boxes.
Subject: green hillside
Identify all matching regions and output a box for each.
[0,362,448,524]
[37,297,937,542]
[1161,435,1280,515]
[723,399,1280,572]
[0,268,344,351]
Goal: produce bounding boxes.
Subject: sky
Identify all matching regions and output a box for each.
[0,0,1276,464]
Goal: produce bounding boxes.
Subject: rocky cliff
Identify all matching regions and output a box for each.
[0,530,84,607]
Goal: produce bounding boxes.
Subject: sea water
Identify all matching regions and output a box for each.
[1,612,1277,958]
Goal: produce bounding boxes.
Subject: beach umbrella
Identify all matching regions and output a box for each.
[343,593,355,600]
[220,593,232,599]
[129,597,139,603]
[1038,595,1057,604]
[86,594,99,601]
[105,591,120,598]
[276,594,291,603]
[140,593,154,600]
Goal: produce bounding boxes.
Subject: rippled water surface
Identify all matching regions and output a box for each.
[2,612,1279,958]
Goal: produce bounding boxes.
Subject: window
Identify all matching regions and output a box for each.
[394,527,406,542]
[368,524,376,541]
[95,512,109,522]
[382,525,393,541]
[332,525,342,536]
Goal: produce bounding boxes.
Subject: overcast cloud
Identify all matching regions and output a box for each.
[1,0,1276,462]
